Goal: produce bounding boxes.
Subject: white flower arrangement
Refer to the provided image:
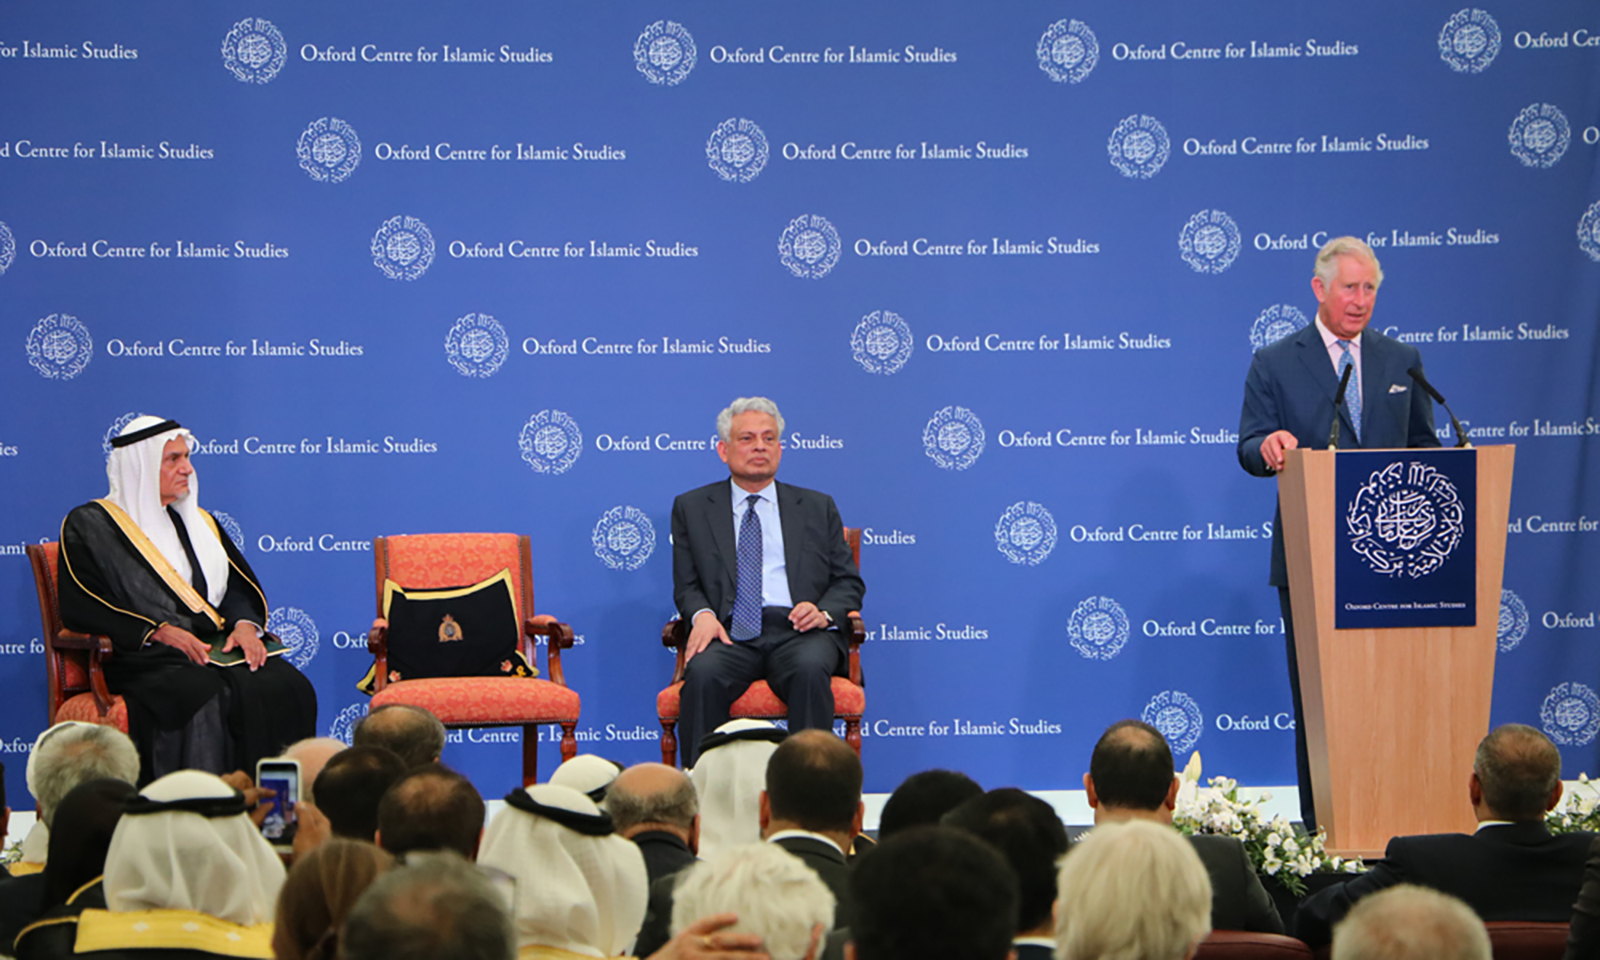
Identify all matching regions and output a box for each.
[1170,752,1363,896]
[1547,773,1600,834]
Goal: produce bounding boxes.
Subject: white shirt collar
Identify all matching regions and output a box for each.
[731,478,777,506]
[766,828,844,855]
[1315,314,1362,350]
[1474,819,1515,832]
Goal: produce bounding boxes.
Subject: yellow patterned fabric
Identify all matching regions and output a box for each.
[74,909,272,957]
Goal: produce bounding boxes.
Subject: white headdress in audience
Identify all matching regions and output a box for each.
[550,754,622,803]
[690,719,786,860]
[106,415,229,606]
[103,770,285,925]
[479,784,649,957]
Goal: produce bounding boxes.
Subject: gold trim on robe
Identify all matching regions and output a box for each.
[93,499,224,630]
[74,909,272,958]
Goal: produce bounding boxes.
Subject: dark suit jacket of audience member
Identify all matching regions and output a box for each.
[631,830,698,886]
[1295,822,1593,948]
[635,834,854,957]
[0,872,46,952]
[1563,834,1600,960]
[1189,835,1285,934]
[12,878,106,960]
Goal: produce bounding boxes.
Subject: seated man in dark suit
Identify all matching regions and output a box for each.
[637,729,863,956]
[671,397,864,768]
[1084,720,1284,934]
[607,762,700,884]
[1296,723,1591,949]
[943,789,1071,960]
[851,826,1018,960]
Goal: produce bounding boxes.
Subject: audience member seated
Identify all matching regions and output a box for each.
[271,837,393,960]
[352,704,447,769]
[1085,720,1283,934]
[551,755,625,803]
[311,746,408,843]
[671,844,834,960]
[690,720,786,861]
[340,850,515,960]
[638,730,861,957]
[280,738,347,804]
[849,825,1018,960]
[943,788,1070,960]
[1331,885,1491,960]
[12,778,139,960]
[18,770,284,958]
[1295,723,1591,949]
[0,723,140,946]
[1565,834,1600,960]
[876,770,982,841]
[1055,819,1213,960]
[478,784,649,959]
[376,764,486,860]
[607,763,700,884]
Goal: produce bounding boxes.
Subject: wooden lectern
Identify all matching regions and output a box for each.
[1278,445,1514,858]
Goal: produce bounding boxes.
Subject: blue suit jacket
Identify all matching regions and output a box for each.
[1237,323,1440,586]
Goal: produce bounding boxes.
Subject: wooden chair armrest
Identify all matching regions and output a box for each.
[526,616,574,687]
[663,619,688,684]
[55,630,113,657]
[366,623,389,693]
[846,613,864,686]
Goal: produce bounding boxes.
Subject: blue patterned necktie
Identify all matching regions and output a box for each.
[731,493,764,640]
[1337,340,1361,443]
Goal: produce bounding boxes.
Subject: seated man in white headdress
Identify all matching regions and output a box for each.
[477,783,650,960]
[57,416,318,781]
[14,769,284,958]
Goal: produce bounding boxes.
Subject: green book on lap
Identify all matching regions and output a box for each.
[206,634,288,667]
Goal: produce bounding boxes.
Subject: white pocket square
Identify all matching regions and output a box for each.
[1388,384,1407,394]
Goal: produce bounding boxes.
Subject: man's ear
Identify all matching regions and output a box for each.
[844,941,855,960]
[471,828,483,861]
[1082,774,1098,808]
[1163,777,1180,812]
[1468,771,1483,807]
[1548,780,1565,813]
[759,791,771,833]
[688,814,700,854]
[852,800,864,836]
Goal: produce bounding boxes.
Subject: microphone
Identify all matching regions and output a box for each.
[1328,361,1354,449]
[1409,367,1472,448]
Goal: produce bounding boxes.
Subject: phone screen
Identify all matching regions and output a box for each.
[256,760,300,845]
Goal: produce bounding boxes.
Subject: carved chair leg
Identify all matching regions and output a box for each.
[845,718,862,757]
[521,725,539,788]
[559,722,578,763]
[660,720,679,767]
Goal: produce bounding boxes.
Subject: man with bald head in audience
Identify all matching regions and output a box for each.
[607,762,700,883]
[1085,719,1283,934]
[354,704,447,769]
[1295,723,1593,948]
[377,763,486,860]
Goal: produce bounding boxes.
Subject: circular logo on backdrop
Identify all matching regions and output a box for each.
[1579,202,1600,263]
[1497,589,1529,652]
[445,313,509,378]
[329,703,369,746]
[371,216,435,281]
[1438,9,1501,74]
[851,310,913,376]
[210,511,245,550]
[26,314,93,380]
[266,607,319,671]
[592,506,656,571]
[103,412,145,458]
[1067,596,1130,661]
[1508,104,1570,169]
[1249,304,1310,351]
[923,406,985,471]
[518,409,582,475]
[706,118,769,183]
[994,501,1058,566]
[1346,461,1466,579]
[778,215,842,279]
[297,117,362,183]
[1143,691,1204,754]
[222,18,287,84]
[1179,210,1241,274]
[1036,19,1099,84]
[1541,683,1600,746]
[1108,115,1170,179]
[0,221,15,275]
[635,21,696,86]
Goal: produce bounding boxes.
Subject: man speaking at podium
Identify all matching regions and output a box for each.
[1237,237,1439,829]
[671,397,864,768]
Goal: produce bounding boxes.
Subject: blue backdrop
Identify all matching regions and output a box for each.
[3,2,1597,799]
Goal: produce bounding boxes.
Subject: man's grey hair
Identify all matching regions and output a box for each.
[1314,235,1384,290]
[606,769,698,832]
[32,724,139,827]
[1055,819,1211,960]
[1331,885,1490,960]
[716,398,785,444]
[354,704,448,769]
[671,843,833,960]
[340,850,514,960]
[1474,723,1562,821]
